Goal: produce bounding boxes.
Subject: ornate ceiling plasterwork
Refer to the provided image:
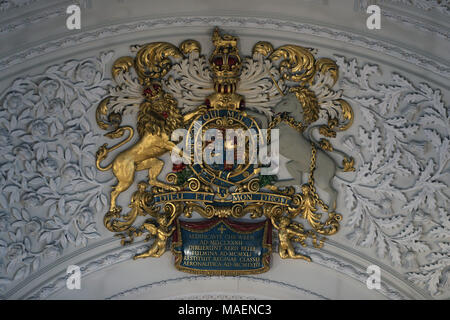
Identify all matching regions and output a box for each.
[0,0,39,12]
[376,9,449,40]
[2,0,448,15]
[300,245,409,300]
[361,0,450,15]
[333,56,449,297]
[0,7,65,34]
[354,0,450,40]
[0,0,448,301]
[105,275,330,300]
[22,239,407,300]
[0,15,449,81]
[0,48,447,299]
[0,52,113,296]
[25,243,148,300]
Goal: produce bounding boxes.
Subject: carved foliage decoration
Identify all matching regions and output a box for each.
[334,56,449,296]
[163,45,350,129]
[0,47,447,298]
[163,49,286,116]
[0,52,114,292]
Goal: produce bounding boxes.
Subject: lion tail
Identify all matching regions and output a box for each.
[96,126,134,171]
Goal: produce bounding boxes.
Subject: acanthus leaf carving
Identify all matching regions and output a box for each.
[334,55,449,296]
[0,51,115,293]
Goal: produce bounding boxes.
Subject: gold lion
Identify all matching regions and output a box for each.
[96,89,204,214]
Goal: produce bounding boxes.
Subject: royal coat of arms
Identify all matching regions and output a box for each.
[95,28,354,275]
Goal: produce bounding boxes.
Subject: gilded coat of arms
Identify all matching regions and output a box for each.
[94,28,354,275]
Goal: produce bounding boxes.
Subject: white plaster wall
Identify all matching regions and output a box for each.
[0,0,448,300]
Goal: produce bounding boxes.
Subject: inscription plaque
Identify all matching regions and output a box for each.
[172,218,272,275]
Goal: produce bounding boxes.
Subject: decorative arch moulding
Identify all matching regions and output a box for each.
[0,21,448,300]
[0,15,449,80]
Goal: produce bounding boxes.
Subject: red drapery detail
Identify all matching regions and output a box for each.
[173,218,271,245]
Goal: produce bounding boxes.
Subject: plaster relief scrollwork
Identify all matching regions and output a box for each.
[0,7,66,35]
[354,1,450,40]
[300,246,407,300]
[0,16,449,81]
[398,0,449,14]
[106,275,329,300]
[0,52,114,293]
[27,244,149,300]
[0,48,447,299]
[357,0,450,16]
[0,0,39,12]
[334,56,449,296]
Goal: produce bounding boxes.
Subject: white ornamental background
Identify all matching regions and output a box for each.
[0,52,114,291]
[0,51,447,298]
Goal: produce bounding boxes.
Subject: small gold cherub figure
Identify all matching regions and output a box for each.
[270,215,311,262]
[133,210,178,259]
